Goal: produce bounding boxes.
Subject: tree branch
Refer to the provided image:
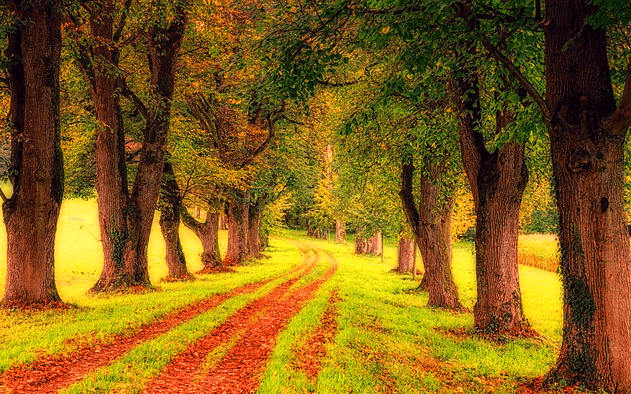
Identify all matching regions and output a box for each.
[604,58,631,136]
[399,156,420,238]
[113,0,133,43]
[119,78,148,119]
[480,36,551,126]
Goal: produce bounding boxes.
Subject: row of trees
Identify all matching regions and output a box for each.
[258,0,631,391]
[0,1,307,304]
[3,0,631,391]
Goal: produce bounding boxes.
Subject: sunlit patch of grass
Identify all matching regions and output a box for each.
[518,234,560,273]
[0,198,301,374]
[258,231,562,394]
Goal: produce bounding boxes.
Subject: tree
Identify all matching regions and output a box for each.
[541,1,631,390]
[1,1,64,307]
[158,159,192,280]
[70,0,189,291]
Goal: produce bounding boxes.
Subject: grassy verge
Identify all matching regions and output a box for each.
[259,231,565,394]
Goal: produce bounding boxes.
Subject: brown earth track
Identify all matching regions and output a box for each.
[144,253,338,394]
[294,289,341,379]
[0,258,311,394]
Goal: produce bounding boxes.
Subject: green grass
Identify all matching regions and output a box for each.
[0,199,569,393]
[0,199,302,374]
[257,232,564,394]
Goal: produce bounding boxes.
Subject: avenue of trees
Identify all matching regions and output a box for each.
[2,0,631,391]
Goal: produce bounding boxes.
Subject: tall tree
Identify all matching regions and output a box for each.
[71,0,189,291]
[2,0,64,307]
[541,1,631,390]
[400,156,462,310]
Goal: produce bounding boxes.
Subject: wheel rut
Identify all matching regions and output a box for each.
[144,252,338,394]
[0,256,311,394]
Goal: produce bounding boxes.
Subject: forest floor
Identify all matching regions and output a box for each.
[0,200,588,393]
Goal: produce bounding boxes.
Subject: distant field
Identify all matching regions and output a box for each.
[518,234,560,273]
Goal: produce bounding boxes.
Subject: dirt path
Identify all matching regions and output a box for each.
[0,257,311,394]
[144,253,338,394]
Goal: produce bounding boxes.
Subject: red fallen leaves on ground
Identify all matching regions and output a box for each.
[144,253,334,394]
[293,289,341,379]
[194,256,338,394]
[0,262,309,394]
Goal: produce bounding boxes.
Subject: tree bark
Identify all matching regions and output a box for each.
[400,158,462,310]
[182,199,222,272]
[354,237,367,254]
[543,1,631,390]
[335,220,346,243]
[367,232,382,255]
[397,237,415,274]
[224,190,249,265]
[247,196,266,257]
[453,68,528,332]
[74,1,131,291]
[2,1,64,307]
[159,160,190,279]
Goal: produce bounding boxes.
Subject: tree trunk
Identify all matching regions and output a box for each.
[247,196,267,257]
[397,237,415,274]
[453,68,528,331]
[159,160,190,280]
[471,143,528,332]
[182,198,222,272]
[219,212,228,230]
[354,237,367,254]
[543,2,631,390]
[74,1,131,291]
[224,190,249,265]
[335,220,346,243]
[2,1,64,307]
[400,159,462,310]
[367,232,382,255]
[247,210,262,257]
[86,2,188,291]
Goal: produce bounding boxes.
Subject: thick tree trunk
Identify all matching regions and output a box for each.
[87,2,188,291]
[75,1,132,291]
[397,237,415,274]
[454,69,528,331]
[2,2,64,307]
[400,159,462,310]
[224,190,249,265]
[354,237,367,254]
[543,2,631,390]
[159,160,190,279]
[335,220,346,243]
[247,196,266,257]
[247,211,262,257]
[182,199,222,272]
[472,143,528,331]
[367,232,382,255]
